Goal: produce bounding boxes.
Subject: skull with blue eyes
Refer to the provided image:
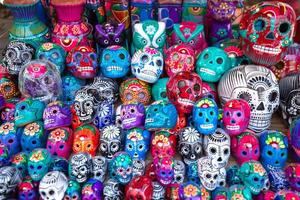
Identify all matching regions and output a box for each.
[125,128,150,160]
[0,122,21,158]
[36,43,66,74]
[93,101,115,130]
[62,75,86,106]
[21,121,46,152]
[100,45,130,78]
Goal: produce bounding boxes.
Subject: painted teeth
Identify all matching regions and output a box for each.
[226,125,240,130]
[253,45,281,55]
[44,119,54,124]
[107,66,123,71]
[78,67,94,71]
[200,124,214,129]
[79,115,91,121]
[200,68,216,76]
[123,118,136,124]
[178,98,194,106]
[142,70,157,77]
[146,118,154,123]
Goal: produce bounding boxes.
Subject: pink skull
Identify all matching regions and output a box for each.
[154,157,174,186]
[223,99,251,136]
[46,127,73,159]
[231,131,260,165]
[121,103,145,130]
[151,130,177,159]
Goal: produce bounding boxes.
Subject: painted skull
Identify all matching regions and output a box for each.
[167,71,203,114]
[49,156,69,175]
[152,78,169,101]
[203,128,231,168]
[239,161,268,195]
[0,121,21,158]
[228,185,252,200]
[28,148,52,182]
[103,179,124,200]
[285,163,300,192]
[231,131,260,166]
[154,157,175,186]
[100,45,130,78]
[173,160,186,184]
[69,153,92,183]
[64,180,82,200]
[197,156,226,191]
[267,168,289,192]
[218,65,280,133]
[125,175,153,200]
[0,166,22,199]
[196,47,231,82]
[43,101,72,130]
[223,99,251,136]
[93,101,115,129]
[109,152,133,185]
[125,128,150,160]
[61,75,86,106]
[21,121,46,152]
[15,98,45,127]
[1,102,16,122]
[11,152,28,176]
[259,130,288,170]
[145,100,178,131]
[120,78,151,105]
[0,77,19,100]
[99,125,123,159]
[18,60,62,104]
[92,156,107,182]
[151,130,177,159]
[152,181,166,200]
[239,2,296,66]
[36,42,67,73]
[2,41,35,75]
[66,46,98,79]
[178,127,203,165]
[165,44,195,77]
[121,103,145,130]
[133,20,166,51]
[73,124,100,156]
[193,97,218,135]
[82,179,104,200]
[47,127,73,159]
[18,177,38,200]
[95,22,125,47]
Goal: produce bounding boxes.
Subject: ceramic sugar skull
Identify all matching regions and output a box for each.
[152,78,169,101]
[93,101,115,129]
[82,178,103,200]
[69,153,92,183]
[121,103,145,130]
[36,42,67,73]
[285,163,300,192]
[109,152,133,185]
[223,99,251,136]
[99,125,123,160]
[268,168,289,192]
[49,156,69,175]
[47,127,73,159]
[0,166,22,199]
[239,161,268,195]
[18,60,62,104]
[95,22,125,47]
[100,45,130,78]
[0,121,21,158]
[154,157,175,186]
[1,102,15,122]
[196,47,231,82]
[0,77,19,100]
[239,2,296,66]
[131,47,164,83]
[171,22,207,55]
[167,71,202,114]
[18,177,38,200]
[193,97,218,135]
[66,46,98,79]
[2,41,35,75]
[228,185,252,200]
[43,101,72,130]
[259,130,288,170]
[64,180,81,200]
[11,152,28,176]
[15,98,45,127]
[28,148,52,182]
[21,121,46,152]
[145,100,178,131]
[103,179,124,200]
[73,124,100,156]
[125,175,153,200]
[218,65,280,133]
[203,128,231,168]
[125,128,150,160]
[231,131,260,165]
[165,44,195,77]
[92,156,107,182]
[133,20,166,51]
[151,130,177,159]
[178,127,203,165]
[62,75,86,106]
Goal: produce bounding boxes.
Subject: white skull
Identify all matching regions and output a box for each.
[173,160,185,184]
[197,156,226,191]
[92,156,107,182]
[39,171,68,200]
[218,65,279,133]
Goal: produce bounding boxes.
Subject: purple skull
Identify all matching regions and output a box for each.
[82,178,104,200]
[121,103,145,130]
[95,22,125,47]
[154,157,175,187]
[285,163,300,192]
[43,101,72,130]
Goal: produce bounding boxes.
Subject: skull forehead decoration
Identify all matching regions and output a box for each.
[2,41,35,75]
[0,166,22,199]
[154,157,175,186]
[218,65,280,133]
[151,130,177,159]
[69,153,92,183]
[131,47,164,84]
[18,60,62,104]
[28,148,52,182]
[125,128,150,161]
[239,2,296,66]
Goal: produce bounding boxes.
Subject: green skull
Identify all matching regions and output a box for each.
[64,180,81,200]
[151,78,169,101]
[28,148,52,182]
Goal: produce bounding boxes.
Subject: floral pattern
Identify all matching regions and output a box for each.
[265,135,286,149]
[127,131,142,141]
[217,28,228,38]
[49,129,66,142]
[182,127,201,143]
[250,33,259,43]
[24,122,40,136]
[12,154,25,164]
[184,184,199,197]
[253,163,266,176]
[196,98,215,108]
[231,193,244,200]
[29,151,44,162]
[152,135,170,146]
[145,25,156,35]
[0,122,14,135]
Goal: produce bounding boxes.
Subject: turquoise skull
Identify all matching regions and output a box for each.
[196,47,231,82]
[152,78,169,101]
[28,148,52,182]
[64,180,81,200]
[109,152,133,185]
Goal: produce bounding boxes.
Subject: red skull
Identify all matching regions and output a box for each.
[240,2,296,66]
[145,162,157,181]
[151,130,177,159]
[125,176,153,200]
[167,72,202,114]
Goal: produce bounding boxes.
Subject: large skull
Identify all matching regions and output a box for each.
[28,148,52,182]
[218,65,280,133]
[99,125,123,159]
[239,2,296,66]
[69,153,92,183]
[0,166,22,199]
[154,157,175,186]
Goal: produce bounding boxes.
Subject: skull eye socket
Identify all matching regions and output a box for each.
[75,53,82,61]
[203,53,209,59]
[39,54,46,60]
[104,40,109,44]
[104,54,110,61]
[186,57,193,64]
[194,84,200,91]
[267,150,273,156]
[281,152,285,157]
[209,147,217,154]
[253,18,266,32]
[49,190,55,195]
[213,174,218,179]
[210,111,215,116]
[119,53,125,60]
[115,38,120,43]
[268,91,278,102]
[41,191,46,196]
[90,53,97,61]
[198,112,203,117]
[178,80,186,88]
[161,92,167,98]
[43,76,52,85]
[138,92,145,99]
[216,58,223,64]
[178,40,182,44]
[278,22,291,35]
[127,144,133,150]
[219,181,225,186]
[6,50,16,59]
[206,173,211,179]
[189,40,195,45]
[236,112,242,117]
[142,39,147,45]
[141,55,149,63]
[238,92,251,102]
[156,59,162,66]
[130,108,135,113]
[21,52,31,60]
[223,148,229,155]
[172,53,179,61]
[225,111,230,117]
[52,52,59,59]
[125,93,133,100]
[242,151,247,156]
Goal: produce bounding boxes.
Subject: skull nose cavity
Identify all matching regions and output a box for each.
[231,119,236,124]
[257,102,265,111]
[275,160,279,164]
[209,60,213,64]
[266,32,275,40]
[112,60,116,64]
[217,157,222,162]
[206,118,209,122]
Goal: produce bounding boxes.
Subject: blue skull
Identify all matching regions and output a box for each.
[100,45,130,78]
[20,121,46,152]
[62,75,86,106]
[145,101,178,131]
[186,162,201,185]
[192,97,218,135]
[226,165,242,186]
[49,156,69,175]
[109,151,133,185]
[125,128,150,160]
[93,101,115,129]
[0,121,21,157]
